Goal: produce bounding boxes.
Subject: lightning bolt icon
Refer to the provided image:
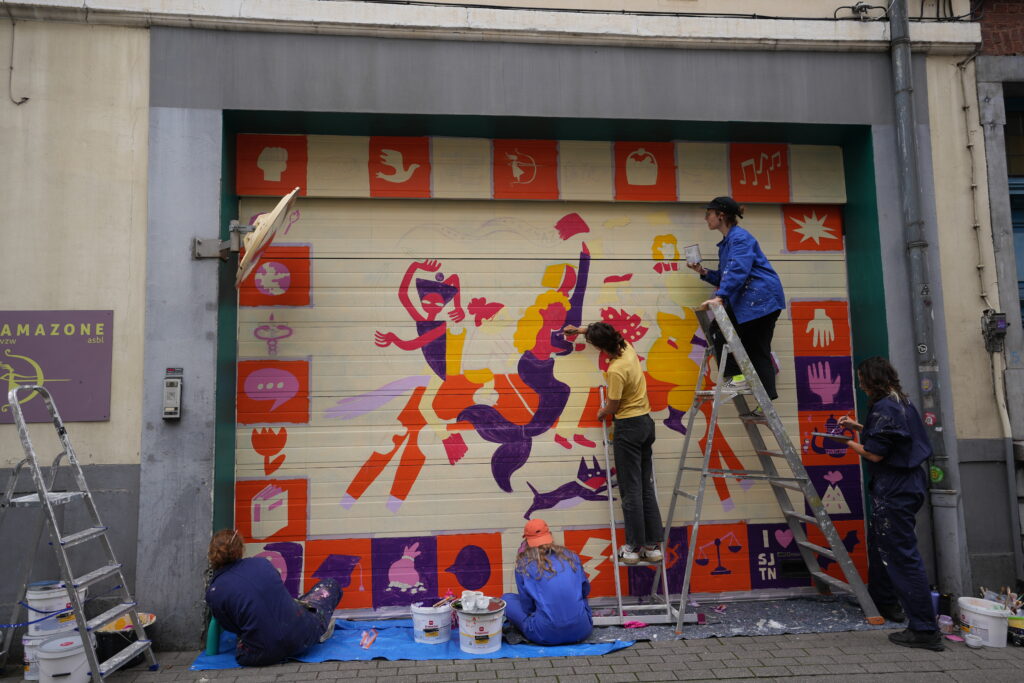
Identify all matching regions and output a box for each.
[579,537,613,582]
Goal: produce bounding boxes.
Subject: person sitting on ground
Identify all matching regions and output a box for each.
[502,519,593,645]
[205,529,341,666]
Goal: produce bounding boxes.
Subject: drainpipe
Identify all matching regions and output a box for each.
[888,0,972,597]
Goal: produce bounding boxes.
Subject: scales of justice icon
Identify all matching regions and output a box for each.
[694,532,743,576]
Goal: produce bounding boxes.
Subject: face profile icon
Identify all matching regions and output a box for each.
[257,146,288,182]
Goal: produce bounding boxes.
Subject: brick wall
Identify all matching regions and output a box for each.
[981,1,1024,55]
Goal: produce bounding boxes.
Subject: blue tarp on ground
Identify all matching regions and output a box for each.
[190,619,634,670]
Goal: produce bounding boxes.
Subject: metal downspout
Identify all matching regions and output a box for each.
[888,0,971,597]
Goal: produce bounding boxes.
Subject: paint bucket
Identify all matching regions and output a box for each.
[410,603,452,644]
[454,598,505,654]
[957,597,1009,648]
[96,612,155,669]
[25,581,87,637]
[21,633,48,681]
[1007,615,1024,646]
[36,634,92,683]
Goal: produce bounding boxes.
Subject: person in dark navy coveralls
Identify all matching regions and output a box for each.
[838,357,943,652]
[205,529,341,666]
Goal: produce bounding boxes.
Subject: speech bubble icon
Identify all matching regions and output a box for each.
[245,367,299,411]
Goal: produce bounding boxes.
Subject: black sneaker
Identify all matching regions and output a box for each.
[877,603,906,623]
[888,628,944,651]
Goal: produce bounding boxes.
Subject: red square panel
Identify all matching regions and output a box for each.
[730,143,789,203]
[493,140,559,200]
[239,245,312,308]
[437,533,504,598]
[790,300,851,357]
[236,478,308,543]
[369,136,431,198]
[806,519,868,584]
[614,142,676,201]
[784,205,844,252]
[304,538,373,610]
[687,522,751,593]
[798,410,860,467]
[236,134,307,196]
[237,359,310,425]
[563,527,628,598]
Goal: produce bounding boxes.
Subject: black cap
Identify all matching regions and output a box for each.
[705,196,742,217]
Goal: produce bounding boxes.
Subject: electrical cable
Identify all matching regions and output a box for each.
[4,0,29,105]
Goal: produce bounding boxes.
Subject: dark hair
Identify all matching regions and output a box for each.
[706,196,745,227]
[208,529,244,571]
[857,356,907,403]
[585,322,627,357]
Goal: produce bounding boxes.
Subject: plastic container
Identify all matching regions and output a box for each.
[1007,615,1024,647]
[937,614,954,634]
[454,598,505,654]
[37,634,92,683]
[25,581,87,637]
[958,597,1009,648]
[96,612,155,669]
[410,603,452,644]
[21,633,47,681]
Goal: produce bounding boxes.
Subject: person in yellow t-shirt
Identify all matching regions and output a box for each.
[563,322,663,566]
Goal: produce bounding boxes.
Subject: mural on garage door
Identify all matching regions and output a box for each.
[232,134,865,610]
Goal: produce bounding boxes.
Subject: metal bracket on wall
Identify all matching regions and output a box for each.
[192,221,252,260]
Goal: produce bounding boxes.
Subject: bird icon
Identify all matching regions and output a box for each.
[817,529,860,570]
[376,149,420,184]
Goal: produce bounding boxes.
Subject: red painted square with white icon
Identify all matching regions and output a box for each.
[436,532,504,598]
[562,527,628,598]
[687,522,751,593]
[369,136,431,198]
[236,477,308,543]
[614,142,676,201]
[493,139,559,200]
[238,245,311,308]
[798,410,859,467]
[305,538,373,610]
[783,204,844,252]
[729,143,790,203]
[237,359,310,425]
[806,519,868,583]
[790,300,851,357]
[237,134,308,196]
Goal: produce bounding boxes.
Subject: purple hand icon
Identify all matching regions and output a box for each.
[807,361,841,404]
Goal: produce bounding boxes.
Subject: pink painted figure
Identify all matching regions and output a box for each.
[387,542,425,594]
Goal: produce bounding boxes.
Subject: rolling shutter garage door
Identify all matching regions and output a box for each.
[233,135,863,610]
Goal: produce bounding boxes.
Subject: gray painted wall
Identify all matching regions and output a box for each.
[142,27,962,648]
[137,106,223,650]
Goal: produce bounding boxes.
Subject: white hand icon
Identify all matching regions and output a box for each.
[807,361,841,404]
[806,309,835,348]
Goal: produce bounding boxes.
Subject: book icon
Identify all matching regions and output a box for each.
[251,484,289,540]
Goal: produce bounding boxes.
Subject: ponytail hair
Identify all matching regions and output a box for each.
[584,322,627,358]
[208,529,243,571]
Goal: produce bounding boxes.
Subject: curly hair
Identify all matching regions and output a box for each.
[585,322,627,358]
[515,543,581,578]
[857,356,907,404]
[208,529,244,571]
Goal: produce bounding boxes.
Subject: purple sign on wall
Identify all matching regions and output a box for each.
[794,356,854,412]
[747,523,810,590]
[371,535,438,608]
[0,310,113,423]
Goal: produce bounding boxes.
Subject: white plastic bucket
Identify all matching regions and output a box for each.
[958,597,1009,648]
[455,599,505,654]
[411,603,453,644]
[37,634,91,683]
[26,582,87,637]
[21,633,47,681]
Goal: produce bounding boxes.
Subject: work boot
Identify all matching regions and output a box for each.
[877,603,906,623]
[888,628,944,651]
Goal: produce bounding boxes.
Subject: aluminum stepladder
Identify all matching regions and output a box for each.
[591,387,697,626]
[665,304,884,632]
[0,385,157,678]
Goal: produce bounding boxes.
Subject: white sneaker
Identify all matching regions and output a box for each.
[719,377,749,396]
[641,545,663,563]
[618,545,640,565]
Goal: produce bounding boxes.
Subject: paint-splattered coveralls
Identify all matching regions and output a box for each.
[700,225,786,399]
[502,553,593,645]
[206,557,340,666]
[861,396,938,632]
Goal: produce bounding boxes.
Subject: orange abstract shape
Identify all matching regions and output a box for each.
[369,137,431,198]
[729,143,790,203]
[614,142,677,201]
[236,134,307,196]
[783,205,844,252]
[687,522,752,593]
[443,433,468,464]
[493,139,559,200]
[251,427,288,456]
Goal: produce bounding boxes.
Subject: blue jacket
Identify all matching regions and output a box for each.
[206,557,320,665]
[701,226,786,323]
[861,395,933,481]
[513,554,592,645]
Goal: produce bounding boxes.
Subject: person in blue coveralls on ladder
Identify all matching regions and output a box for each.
[688,196,786,414]
[838,357,944,652]
[502,519,593,645]
[205,529,341,666]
